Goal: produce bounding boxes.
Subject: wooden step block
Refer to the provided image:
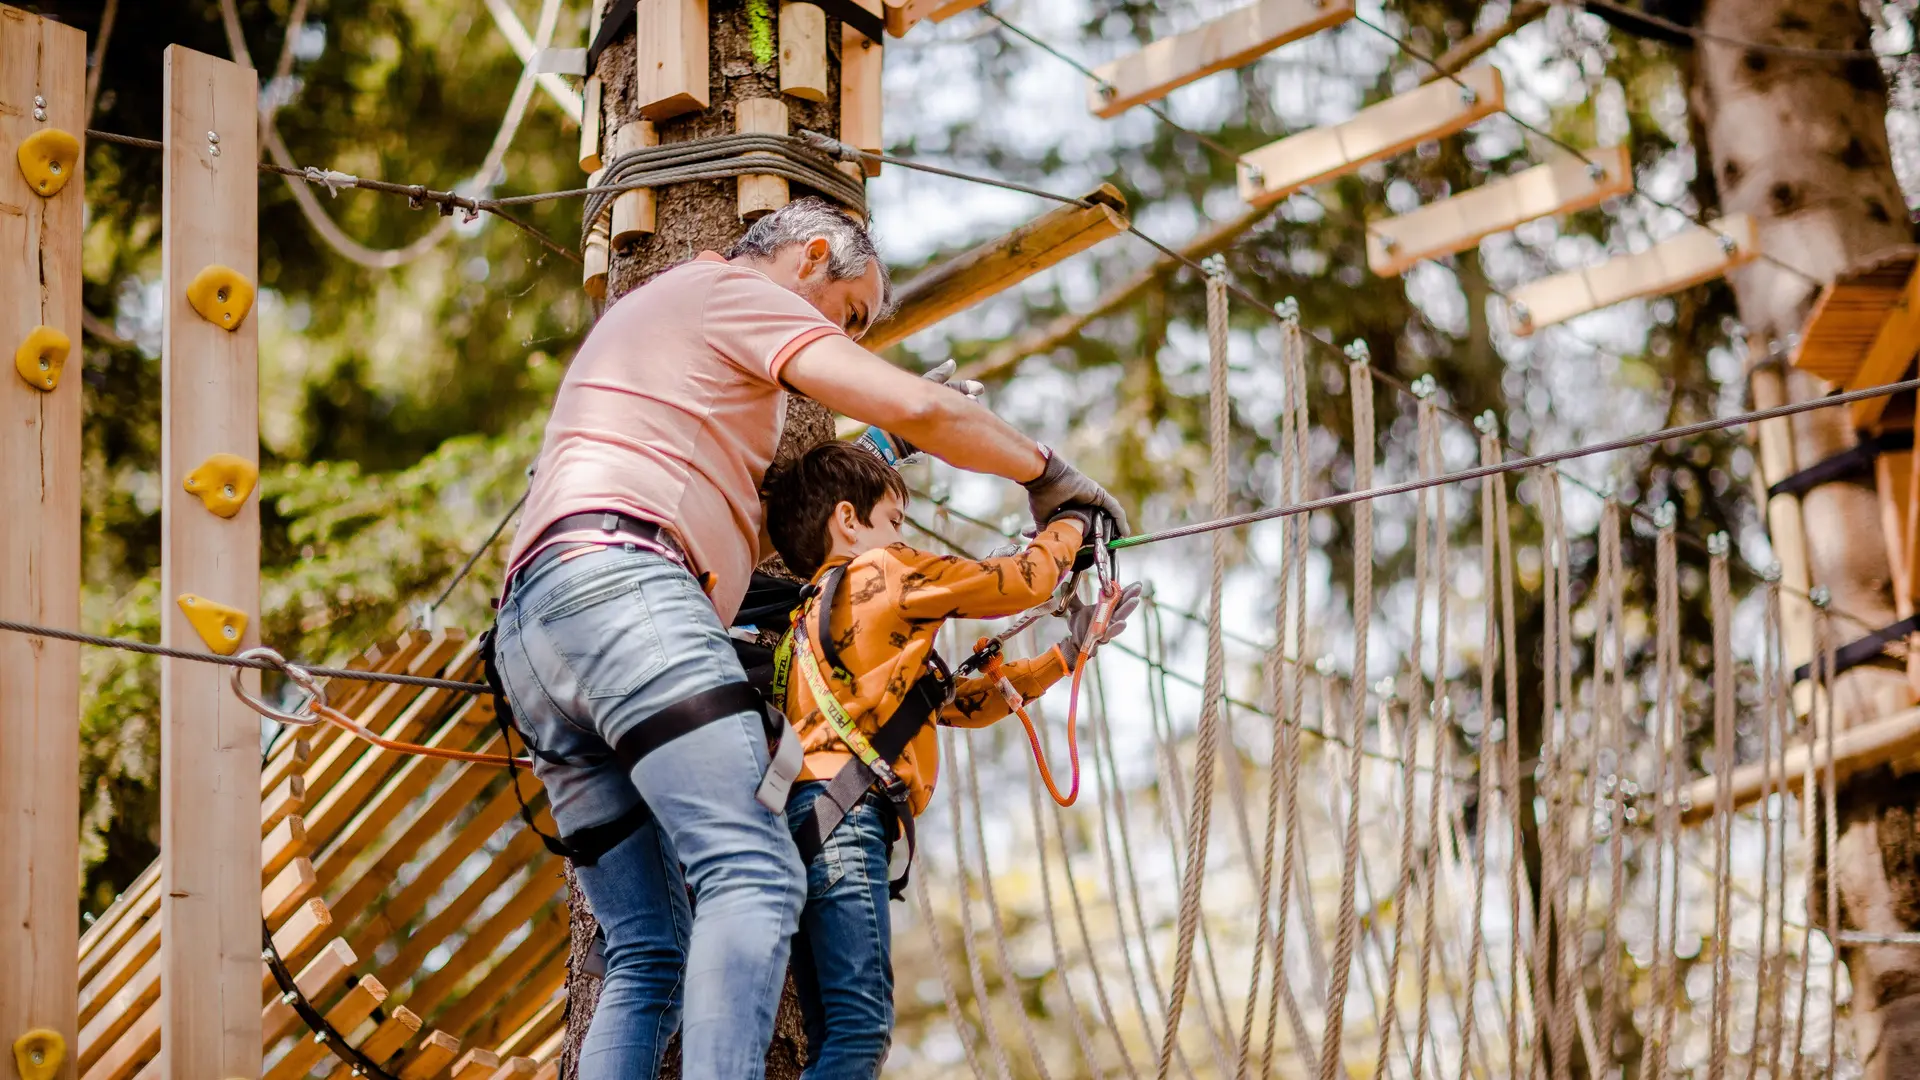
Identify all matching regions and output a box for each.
[841,2,885,176]
[494,993,565,1061]
[429,921,565,1040]
[1505,214,1760,335]
[262,774,304,833]
[1366,144,1633,277]
[1087,0,1354,118]
[1238,66,1504,209]
[262,974,388,1080]
[263,813,308,879]
[484,1057,538,1080]
[883,0,985,36]
[263,856,318,924]
[396,1031,463,1080]
[262,939,358,1045]
[450,1049,500,1080]
[636,0,708,120]
[1790,246,1920,383]
[261,899,335,997]
[396,865,564,1019]
[322,1005,421,1080]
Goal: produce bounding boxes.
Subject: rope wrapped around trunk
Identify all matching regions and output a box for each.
[580,133,868,246]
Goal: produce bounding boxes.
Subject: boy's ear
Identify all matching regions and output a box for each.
[829,499,860,541]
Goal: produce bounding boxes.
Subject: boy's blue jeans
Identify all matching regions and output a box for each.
[785,781,897,1079]
[491,543,806,1080]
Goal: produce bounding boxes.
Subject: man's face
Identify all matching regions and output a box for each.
[776,236,887,341]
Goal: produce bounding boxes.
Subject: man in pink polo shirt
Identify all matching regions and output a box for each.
[487,198,1125,1079]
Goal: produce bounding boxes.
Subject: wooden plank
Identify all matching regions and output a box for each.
[1908,449,1920,700]
[864,185,1129,352]
[584,194,610,300]
[1880,450,1918,614]
[77,918,158,1030]
[396,1031,463,1080]
[1506,215,1761,335]
[325,1007,422,1080]
[264,813,310,879]
[1683,704,1920,822]
[79,868,159,982]
[737,97,791,220]
[1366,144,1633,277]
[474,960,565,1052]
[0,8,85,1070]
[262,774,305,833]
[493,994,564,1061]
[635,0,708,120]
[263,857,319,925]
[840,0,884,176]
[301,631,466,813]
[160,44,262,1080]
[79,1008,156,1080]
[484,1058,538,1080]
[75,956,158,1077]
[450,1050,500,1080]
[261,975,388,1080]
[883,0,986,36]
[261,734,312,805]
[1086,0,1353,118]
[430,923,565,1040]
[310,695,498,891]
[260,898,334,997]
[779,2,828,101]
[364,815,550,981]
[398,868,564,1018]
[609,122,657,246]
[260,939,357,1046]
[1789,246,1919,382]
[1847,265,1920,430]
[1239,65,1503,209]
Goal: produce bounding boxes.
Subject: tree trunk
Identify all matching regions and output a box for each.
[559,5,856,1075]
[1689,1,1920,1074]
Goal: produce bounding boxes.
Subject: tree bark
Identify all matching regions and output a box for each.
[1689,1,1920,1074]
[559,5,856,1076]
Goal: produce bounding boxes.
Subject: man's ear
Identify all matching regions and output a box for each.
[801,236,832,274]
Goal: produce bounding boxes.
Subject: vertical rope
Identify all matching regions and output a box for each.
[963,742,1057,1080]
[947,728,1018,1080]
[1533,477,1565,1080]
[1316,346,1376,1080]
[1412,391,1448,1080]
[1153,267,1233,1080]
[1490,425,1528,1080]
[1709,535,1736,1080]
[914,865,990,1080]
[1758,577,1788,1080]
[1599,499,1627,1080]
[1650,511,1680,1080]
[1459,429,1503,1080]
[1548,476,1578,1080]
[1790,604,1818,1080]
[1819,606,1841,1077]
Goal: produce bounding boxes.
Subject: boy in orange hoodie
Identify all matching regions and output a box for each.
[763,441,1138,1077]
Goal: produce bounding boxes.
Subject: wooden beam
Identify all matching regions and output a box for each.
[635,0,708,120]
[160,45,261,1080]
[737,97,791,220]
[325,1006,422,1080]
[260,899,334,997]
[78,920,157,1031]
[1846,264,1920,431]
[366,817,550,985]
[428,923,564,1041]
[474,959,564,1050]
[883,0,985,36]
[80,867,159,974]
[1683,704,1920,823]
[865,185,1130,352]
[779,2,828,101]
[75,956,158,1077]
[1749,356,1817,718]
[1366,144,1633,277]
[1505,215,1761,335]
[841,0,883,176]
[261,975,388,1080]
[1086,0,1354,119]
[1,9,85,1071]
[493,994,565,1061]
[1238,66,1504,209]
[396,1031,463,1080]
[450,1050,500,1080]
[260,939,357,1045]
[390,862,563,1018]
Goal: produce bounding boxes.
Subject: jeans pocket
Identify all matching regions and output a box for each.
[537,569,669,700]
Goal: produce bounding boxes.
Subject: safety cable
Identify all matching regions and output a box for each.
[425,488,529,620]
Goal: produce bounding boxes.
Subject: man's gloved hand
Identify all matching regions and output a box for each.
[1024,447,1130,537]
[1058,582,1144,669]
[854,360,985,467]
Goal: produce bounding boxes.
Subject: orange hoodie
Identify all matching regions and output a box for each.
[783,518,1084,816]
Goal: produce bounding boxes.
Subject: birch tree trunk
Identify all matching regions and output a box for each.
[1690,1,1920,1073]
[559,4,855,1075]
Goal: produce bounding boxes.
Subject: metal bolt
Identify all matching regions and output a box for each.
[1374,677,1397,699]
[314,1031,329,1045]
[33,107,46,121]
[1097,82,1116,101]
[1708,531,1730,556]
[1763,563,1783,583]
[1243,162,1266,189]
[1201,254,1227,277]
[1718,232,1737,254]
[1510,301,1532,327]
[262,948,275,961]
[208,130,222,157]
[33,94,46,121]
[223,483,237,499]
[1586,161,1606,182]
[30,1051,44,1066]
[282,990,299,1004]
[223,624,239,639]
[1459,85,1478,105]
[1810,585,1832,609]
[38,357,49,371]
[48,160,61,175]
[1314,655,1337,677]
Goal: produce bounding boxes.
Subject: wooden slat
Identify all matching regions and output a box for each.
[864,185,1130,352]
[78,919,158,1030]
[260,735,312,806]
[529,1029,562,1065]
[262,774,305,833]
[474,960,565,1052]
[430,920,565,1039]
[1790,246,1919,382]
[76,957,158,1077]
[399,869,564,1019]
[841,1,884,176]
[530,1062,556,1080]
[301,631,466,813]
[1086,0,1354,118]
[80,1008,156,1080]
[261,974,388,1080]
[1238,66,1504,209]
[635,0,708,120]
[1365,144,1634,277]
[261,939,357,1045]
[365,817,550,982]
[577,0,605,172]
[326,1006,422,1080]
[1684,704,1920,822]
[260,898,335,997]
[161,45,262,1080]
[450,1049,500,1080]
[883,0,985,36]
[396,1031,463,1080]
[264,813,310,879]
[493,994,564,1061]
[79,868,159,982]
[1880,450,1918,614]
[609,122,658,246]
[1506,215,1761,335]
[1845,264,1920,430]
[484,1057,538,1080]
[1,8,86,1066]
[262,857,318,925]
[312,696,499,893]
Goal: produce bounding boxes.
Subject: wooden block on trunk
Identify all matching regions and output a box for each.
[841,2,884,177]
[578,0,606,171]
[1239,66,1503,208]
[1506,215,1760,335]
[635,0,709,120]
[485,1058,538,1080]
[1365,144,1633,277]
[883,0,986,36]
[780,2,828,101]
[584,172,611,299]
[610,122,658,246]
[1088,0,1354,118]
[736,97,791,220]
[323,1006,421,1080]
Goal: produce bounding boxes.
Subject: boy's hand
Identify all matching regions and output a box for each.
[854,360,985,467]
[1059,582,1144,668]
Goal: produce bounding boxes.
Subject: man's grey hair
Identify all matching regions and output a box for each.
[725,197,895,316]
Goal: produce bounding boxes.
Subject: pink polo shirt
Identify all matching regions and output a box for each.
[506,252,845,622]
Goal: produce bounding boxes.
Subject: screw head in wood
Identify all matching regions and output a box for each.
[1810,585,1831,608]
[32,95,47,121]
[1510,301,1531,327]
[1586,161,1606,181]
[1717,232,1737,254]
[1459,85,1477,105]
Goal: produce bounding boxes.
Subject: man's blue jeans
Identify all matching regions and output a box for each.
[492,544,806,1080]
[784,781,896,1079]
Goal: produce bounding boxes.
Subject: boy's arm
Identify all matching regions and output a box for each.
[891,519,1086,623]
[939,650,1071,729]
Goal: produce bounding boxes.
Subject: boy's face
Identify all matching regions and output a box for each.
[831,491,908,560]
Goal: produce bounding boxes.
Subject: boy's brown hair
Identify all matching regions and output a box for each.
[766,441,910,579]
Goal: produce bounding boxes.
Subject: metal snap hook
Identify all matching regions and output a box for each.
[230,646,323,727]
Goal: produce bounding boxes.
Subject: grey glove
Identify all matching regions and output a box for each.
[1024,447,1131,537]
[1058,582,1144,669]
[854,360,985,467]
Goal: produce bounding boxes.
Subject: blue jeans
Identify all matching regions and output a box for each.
[492,544,806,1080]
[784,782,896,1079]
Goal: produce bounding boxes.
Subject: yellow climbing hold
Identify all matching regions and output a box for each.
[176,594,248,656]
[16,128,79,197]
[185,265,255,331]
[11,1029,64,1080]
[13,326,69,392]
[183,453,259,519]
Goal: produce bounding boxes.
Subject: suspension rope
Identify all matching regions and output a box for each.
[912,870,991,1080]
[1411,391,1448,1080]
[582,133,867,242]
[1650,512,1681,1079]
[1597,499,1627,1080]
[1710,534,1737,1080]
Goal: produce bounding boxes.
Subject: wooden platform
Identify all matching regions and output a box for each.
[75,630,568,1080]
[1788,245,1920,431]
